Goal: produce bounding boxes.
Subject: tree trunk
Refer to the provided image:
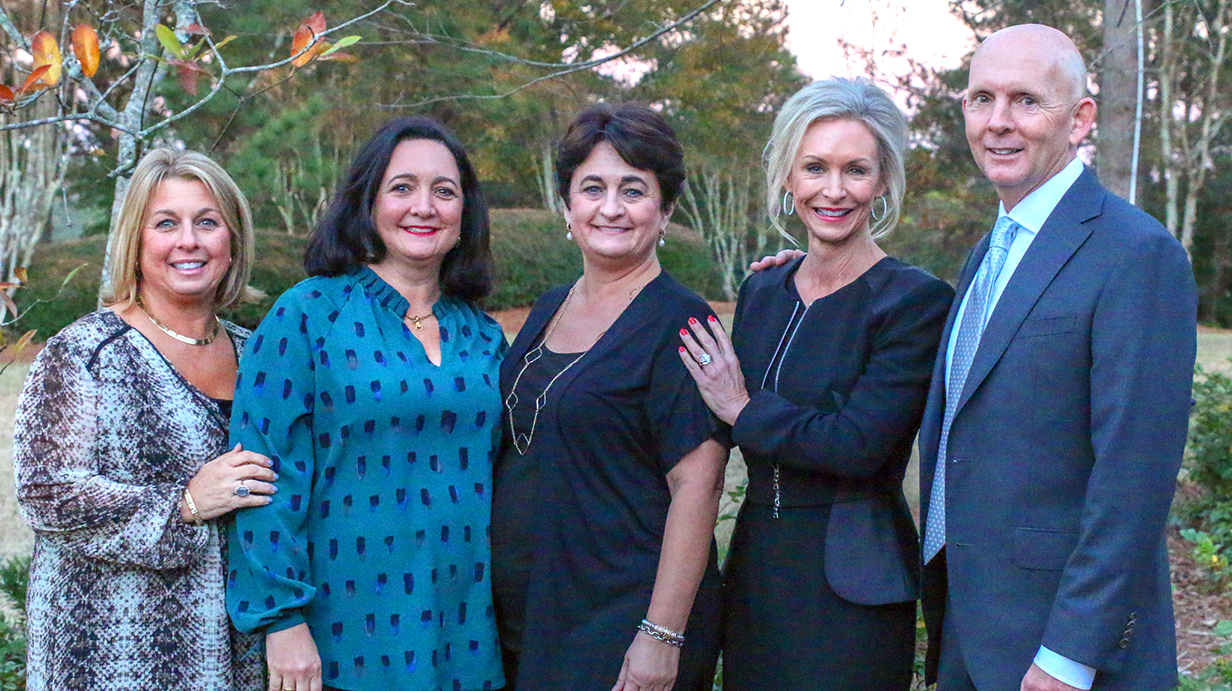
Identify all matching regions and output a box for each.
[1097,0,1137,201]
[1158,0,1180,238]
[0,1,67,290]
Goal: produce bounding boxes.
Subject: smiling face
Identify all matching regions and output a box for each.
[963,26,1096,210]
[371,138,464,273]
[138,177,232,307]
[564,141,669,268]
[787,118,883,249]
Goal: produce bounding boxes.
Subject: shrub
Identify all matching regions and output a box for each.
[15,209,726,338]
[1179,365,1232,588]
[0,556,29,691]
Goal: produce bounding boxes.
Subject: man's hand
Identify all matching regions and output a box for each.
[1021,663,1082,691]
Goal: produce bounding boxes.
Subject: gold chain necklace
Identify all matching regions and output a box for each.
[136,299,220,346]
[405,312,435,330]
[504,280,649,455]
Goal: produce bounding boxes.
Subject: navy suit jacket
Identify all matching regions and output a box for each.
[919,168,1197,690]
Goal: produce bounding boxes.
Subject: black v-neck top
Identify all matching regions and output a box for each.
[491,271,725,690]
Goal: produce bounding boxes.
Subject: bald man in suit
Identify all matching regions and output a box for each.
[918,24,1196,691]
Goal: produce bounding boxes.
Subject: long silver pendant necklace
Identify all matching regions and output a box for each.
[763,301,808,518]
[505,284,588,455]
[505,280,647,455]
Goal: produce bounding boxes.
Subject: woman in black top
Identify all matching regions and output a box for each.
[679,78,953,689]
[492,104,726,691]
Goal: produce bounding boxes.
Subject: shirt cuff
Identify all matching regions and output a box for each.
[1035,646,1095,689]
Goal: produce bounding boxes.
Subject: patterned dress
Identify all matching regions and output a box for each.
[226,268,506,691]
[13,309,263,691]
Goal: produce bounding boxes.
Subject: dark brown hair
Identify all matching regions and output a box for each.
[554,103,685,212]
[305,116,492,302]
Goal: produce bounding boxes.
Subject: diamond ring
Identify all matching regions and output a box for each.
[234,481,251,497]
[697,352,713,366]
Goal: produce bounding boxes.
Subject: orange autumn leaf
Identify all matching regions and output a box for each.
[13,267,27,284]
[30,30,61,87]
[16,65,50,94]
[72,24,100,77]
[182,23,211,36]
[290,11,327,67]
[0,84,13,103]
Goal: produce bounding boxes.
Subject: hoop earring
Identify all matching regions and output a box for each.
[782,191,795,216]
[658,228,667,247]
[872,195,888,221]
[566,223,573,241]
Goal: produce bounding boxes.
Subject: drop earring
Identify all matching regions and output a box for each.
[658,228,666,247]
[566,223,573,241]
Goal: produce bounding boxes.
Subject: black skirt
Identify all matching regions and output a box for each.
[722,501,916,691]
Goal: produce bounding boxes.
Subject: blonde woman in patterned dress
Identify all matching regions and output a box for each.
[14,148,270,691]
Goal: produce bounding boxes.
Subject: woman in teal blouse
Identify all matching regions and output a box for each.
[227,117,506,691]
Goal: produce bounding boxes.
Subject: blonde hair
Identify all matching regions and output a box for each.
[103,148,263,309]
[763,77,909,242]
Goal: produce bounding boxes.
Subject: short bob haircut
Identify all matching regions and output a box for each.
[305,116,492,303]
[764,77,909,241]
[103,148,262,309]
[555,103,685,213]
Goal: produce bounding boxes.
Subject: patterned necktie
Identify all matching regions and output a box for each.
[923,216,1020,563]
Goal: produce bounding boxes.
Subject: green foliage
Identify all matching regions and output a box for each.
[1180,528,1232,588]
[0,556,29,691]
[1178,365,1232,589]
[1179,663,1232,691]
[0,557,29,623]
[226,96,349,236]
[16,210,725,337]
[1186,366,1232,502]
[11,236,109,343]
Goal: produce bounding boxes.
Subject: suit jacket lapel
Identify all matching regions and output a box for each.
[955,169,1105,413]
[920,241,986,468]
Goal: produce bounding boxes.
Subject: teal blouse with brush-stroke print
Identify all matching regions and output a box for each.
[227,267,506,691]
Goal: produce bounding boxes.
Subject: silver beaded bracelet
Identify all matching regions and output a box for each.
[638,619,685,648]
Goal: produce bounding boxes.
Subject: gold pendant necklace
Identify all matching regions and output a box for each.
[406,312,435,330]
[136,299,220,346]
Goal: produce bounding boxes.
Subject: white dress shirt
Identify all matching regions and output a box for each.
[943,156,1096,689]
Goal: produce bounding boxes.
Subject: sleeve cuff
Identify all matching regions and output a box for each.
[265,611,307,635]
[1035,646,1095,689]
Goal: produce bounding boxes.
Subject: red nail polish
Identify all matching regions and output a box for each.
[708,315,717,322]
[680,328,688,335]
[679,346,686,352]
[688,317,698,325]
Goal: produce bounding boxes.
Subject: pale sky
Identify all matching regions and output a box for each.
[784,0,975,89]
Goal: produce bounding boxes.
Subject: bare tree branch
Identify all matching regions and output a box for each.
[376,0,724,109]
[0,8,28,48]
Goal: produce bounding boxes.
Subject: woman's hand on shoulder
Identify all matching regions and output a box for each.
[612,631,680,691]
[266,623,323,691]
[678,316,750,426]
[747,248,805,273]
[183,443,277,522]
